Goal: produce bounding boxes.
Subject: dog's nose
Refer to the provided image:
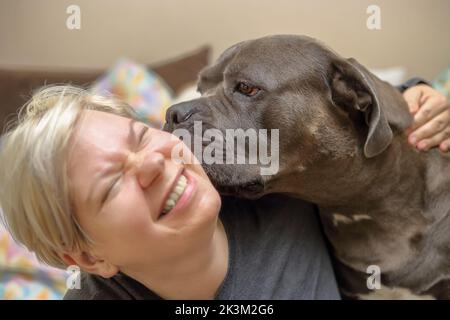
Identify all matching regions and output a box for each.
[165,102,196,130]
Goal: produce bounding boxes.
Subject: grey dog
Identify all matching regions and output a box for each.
[164,35,450,299]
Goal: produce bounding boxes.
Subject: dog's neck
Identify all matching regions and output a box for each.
[321,139,427,212]
[274,135,446,219]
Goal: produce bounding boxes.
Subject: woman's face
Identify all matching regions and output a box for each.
[67,110,221,275]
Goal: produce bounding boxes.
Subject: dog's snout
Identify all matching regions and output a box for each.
[165,102,197,130]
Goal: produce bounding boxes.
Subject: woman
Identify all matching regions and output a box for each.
[0,84,448,300]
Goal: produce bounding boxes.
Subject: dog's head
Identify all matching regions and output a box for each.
[164,35,412,200]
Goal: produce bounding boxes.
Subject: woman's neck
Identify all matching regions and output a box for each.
[125,220,229,300]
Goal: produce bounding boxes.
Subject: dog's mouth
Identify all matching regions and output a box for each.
[163,116,268,199]
[213,178,266,199]
[219,185,265,199]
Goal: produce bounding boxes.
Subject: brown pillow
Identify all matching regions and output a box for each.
[152,46,210,95]
[0,46,211,133]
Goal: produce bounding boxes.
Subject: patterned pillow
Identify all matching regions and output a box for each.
[433,68,450,99]
[91,58,174,128]
[0,223,67,300]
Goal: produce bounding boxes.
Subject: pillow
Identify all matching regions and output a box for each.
[0,46,211,133]
[433,68,450,99]
[0,222,67,300]
[91,58,173,128]
[151,46,210,95]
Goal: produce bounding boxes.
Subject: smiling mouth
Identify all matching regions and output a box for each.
[160,174,188,217]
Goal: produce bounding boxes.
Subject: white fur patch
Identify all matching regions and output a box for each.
[332,213,372,227]
[332,213,353,226]
[352,214,372,222]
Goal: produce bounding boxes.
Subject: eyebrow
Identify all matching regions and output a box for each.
[86,123,149,209]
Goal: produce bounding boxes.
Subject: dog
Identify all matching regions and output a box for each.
[164,35,450,299]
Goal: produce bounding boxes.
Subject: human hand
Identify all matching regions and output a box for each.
[404,84,450,152]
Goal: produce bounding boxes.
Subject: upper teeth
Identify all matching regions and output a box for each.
[162,175,187,215]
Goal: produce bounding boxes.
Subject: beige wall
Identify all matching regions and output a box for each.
[0,0,449,80]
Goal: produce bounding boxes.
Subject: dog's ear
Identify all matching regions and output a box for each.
[198,40,247,93]
[329,57,393,158]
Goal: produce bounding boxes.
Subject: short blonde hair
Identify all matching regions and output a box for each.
[0,85,138,268]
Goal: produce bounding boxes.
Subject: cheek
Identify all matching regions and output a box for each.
[194,169,222,216]
[90,187,164,266]
[185,151,214,181]
[95,183,156,243]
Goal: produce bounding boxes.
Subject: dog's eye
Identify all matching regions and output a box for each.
[235,82,260,97]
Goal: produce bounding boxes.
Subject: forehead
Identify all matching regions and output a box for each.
[75,109,132,135]
[68,110,139,165]
[201,36,330,88]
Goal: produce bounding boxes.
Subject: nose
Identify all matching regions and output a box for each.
[165,101,197,130]
[135,152,165,189]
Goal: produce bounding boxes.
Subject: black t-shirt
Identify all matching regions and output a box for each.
[64,194,341,300]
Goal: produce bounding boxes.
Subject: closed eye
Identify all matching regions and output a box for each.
[101,125,148,205]
[136,125,149,148]
[101,174,121,205]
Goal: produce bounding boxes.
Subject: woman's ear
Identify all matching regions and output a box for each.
[61,251,119,278]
